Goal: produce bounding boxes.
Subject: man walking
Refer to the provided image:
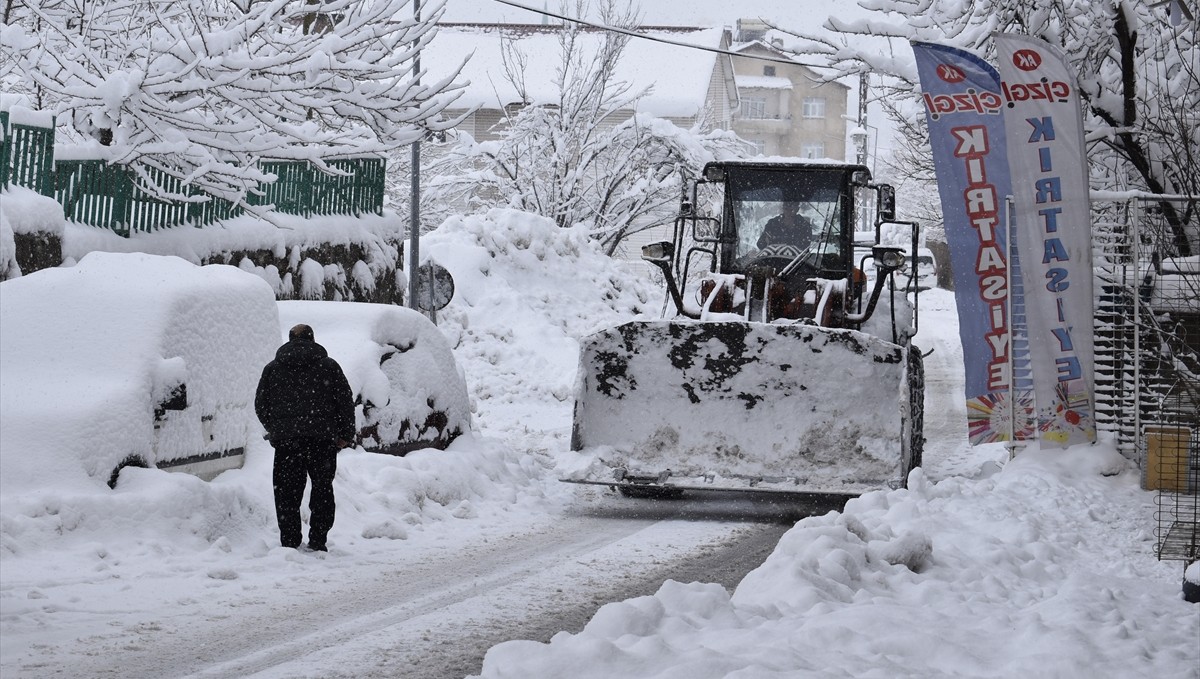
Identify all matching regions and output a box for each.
[255,324,355,552]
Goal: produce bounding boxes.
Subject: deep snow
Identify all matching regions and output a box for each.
[1,206,1197,678]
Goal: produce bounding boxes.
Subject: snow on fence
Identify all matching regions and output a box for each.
[2,108,385,237]
[0,109,55,198]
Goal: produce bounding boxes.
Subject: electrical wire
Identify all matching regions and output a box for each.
[488,0,834,70]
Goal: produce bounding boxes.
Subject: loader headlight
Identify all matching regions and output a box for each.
[641,241,675,262]
[873,246,905,273]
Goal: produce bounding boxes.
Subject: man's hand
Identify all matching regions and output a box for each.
[336,439,352,450]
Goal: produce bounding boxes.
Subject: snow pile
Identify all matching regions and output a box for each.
[61,210,403,293]
[0,201,15,278]
[421,207,659,453]
[0,185,64,237]
[476,443,1197,679]
[0,185,66,279]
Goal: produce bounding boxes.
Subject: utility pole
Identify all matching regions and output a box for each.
[854,71,871,235]
[407,0,422,310]
[856,71,869,166]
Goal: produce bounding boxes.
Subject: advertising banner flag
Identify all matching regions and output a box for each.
[910,41,1034,445]
[994,34,1097,447]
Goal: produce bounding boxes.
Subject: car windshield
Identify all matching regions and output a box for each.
[726,168,847,267]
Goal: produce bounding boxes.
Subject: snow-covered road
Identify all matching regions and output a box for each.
[3,487,815,679]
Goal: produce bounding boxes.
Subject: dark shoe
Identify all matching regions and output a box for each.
[306,542,327,552]
[282,540,301,549]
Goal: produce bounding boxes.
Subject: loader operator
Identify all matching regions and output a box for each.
[757,201,815,252]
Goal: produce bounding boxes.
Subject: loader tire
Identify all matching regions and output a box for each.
[902,344,925,487]
[617,485,685,500]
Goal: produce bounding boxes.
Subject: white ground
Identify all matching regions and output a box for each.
[1,208,1197,679]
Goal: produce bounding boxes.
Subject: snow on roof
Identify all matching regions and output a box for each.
[425,25,725,118]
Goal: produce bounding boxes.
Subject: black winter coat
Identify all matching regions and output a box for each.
[255,339,356,444]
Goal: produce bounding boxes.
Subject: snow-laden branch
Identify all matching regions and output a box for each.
[3,0,469,206]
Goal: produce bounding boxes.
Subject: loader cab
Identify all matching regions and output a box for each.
[646,160,903,323]
[713,162,862,285]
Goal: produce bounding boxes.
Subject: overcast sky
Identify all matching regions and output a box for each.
[438,0,853,29]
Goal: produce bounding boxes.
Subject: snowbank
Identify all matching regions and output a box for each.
[60,210,405,301]
[476,442,1198,678]
[0,185,64,238]
[421,207,659,453]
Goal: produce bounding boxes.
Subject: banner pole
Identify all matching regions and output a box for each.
[1005,195,1018,460]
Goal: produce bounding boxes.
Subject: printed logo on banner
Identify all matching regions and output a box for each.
[994,33,1097,448]
[937,64,966,82]
[1011,49,1041,71]
[910,41,1035,445]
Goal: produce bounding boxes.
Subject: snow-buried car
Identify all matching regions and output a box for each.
[276,301,471,456]
[0,252,279,490]
[0,254,473,495]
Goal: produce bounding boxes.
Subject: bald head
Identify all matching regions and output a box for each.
[289,324,315,342]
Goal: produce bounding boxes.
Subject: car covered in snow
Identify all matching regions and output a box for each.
[0,252,279,491]
[276,301,471,456]
[894,247,938,291]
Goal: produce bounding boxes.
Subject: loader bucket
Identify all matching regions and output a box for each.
[567,320,921,496]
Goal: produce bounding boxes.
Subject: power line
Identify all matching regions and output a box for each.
[487,0,834,70]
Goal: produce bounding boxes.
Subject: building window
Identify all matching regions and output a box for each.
[763,66,776,77]
[742,96,768,119]
[748,139,767,156]
[802,97,826,119]
[801,142,825,159]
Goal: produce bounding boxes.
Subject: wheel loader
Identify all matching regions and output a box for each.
[564,159,925,499]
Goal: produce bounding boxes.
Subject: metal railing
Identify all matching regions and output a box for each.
[1091,196,1199,562]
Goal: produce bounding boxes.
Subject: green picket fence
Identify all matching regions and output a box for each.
[54,161,245,236]
[0,110,56,198]
[55,157,385,235]
[3,109,385,236]
[251,158,385,219]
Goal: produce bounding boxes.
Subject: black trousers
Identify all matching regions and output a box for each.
[272,438,338,549]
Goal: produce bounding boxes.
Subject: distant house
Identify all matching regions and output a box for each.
[729,19,849,160]
[426,19,849,156]
[427,23,739,140]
